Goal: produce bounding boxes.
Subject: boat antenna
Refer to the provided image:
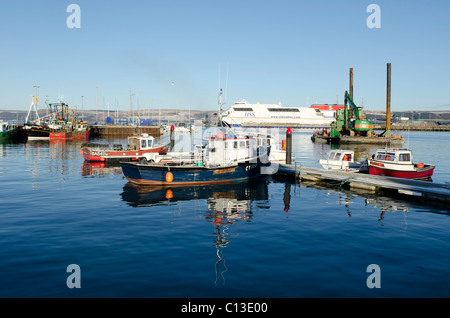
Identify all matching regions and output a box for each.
[218,88,224,129]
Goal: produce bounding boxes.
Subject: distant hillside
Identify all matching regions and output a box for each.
[2,108,449,125]
[0,108,219,125]
[365,110,450,123]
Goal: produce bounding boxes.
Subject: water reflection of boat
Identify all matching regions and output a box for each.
[122,176,271,287]
[121,176,270,207]
[81,161,123,176]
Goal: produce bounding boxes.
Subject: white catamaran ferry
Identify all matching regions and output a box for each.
[221,100,335,128]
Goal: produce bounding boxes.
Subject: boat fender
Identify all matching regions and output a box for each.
[417,163,424,168]
[166,172,174,182]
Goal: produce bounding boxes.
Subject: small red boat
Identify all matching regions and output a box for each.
[81,133,169,162]
[368,148,435,180]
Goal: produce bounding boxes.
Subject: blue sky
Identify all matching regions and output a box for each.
[1,0,449,112]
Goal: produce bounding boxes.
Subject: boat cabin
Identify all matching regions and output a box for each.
[127,134,155,151]
[326,150,354,162]
[319,149,356,170]
[205,132,269,166]
[373,148,413,165]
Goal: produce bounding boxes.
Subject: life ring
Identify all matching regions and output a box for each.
[166,172,174,182]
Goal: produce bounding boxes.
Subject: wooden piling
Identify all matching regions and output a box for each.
[386,63,391,132]
[346,68,354,131]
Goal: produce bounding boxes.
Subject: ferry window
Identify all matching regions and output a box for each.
[399,153,410,161]
[246,140,249,147]
[234,141,238,149]
[234,107,254,111]
[141,140,147,148]
[239,141,245,148]
[268,108,300,112]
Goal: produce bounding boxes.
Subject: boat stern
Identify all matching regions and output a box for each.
[120,162,143,182]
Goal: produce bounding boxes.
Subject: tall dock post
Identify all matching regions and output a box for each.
[349,67,353,100]
[346,68,354,131]
[386,63,391,136]
[286,127,292,165]
[170,124,175,151]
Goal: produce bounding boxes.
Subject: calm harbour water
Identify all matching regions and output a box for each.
[1,130,450,298]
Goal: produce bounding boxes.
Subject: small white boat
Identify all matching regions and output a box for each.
[320,150,368,172]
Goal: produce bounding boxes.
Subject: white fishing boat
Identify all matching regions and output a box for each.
[221,100,334,127]
[320,150,368,172]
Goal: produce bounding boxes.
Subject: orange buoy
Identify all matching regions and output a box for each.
[166,172,174,182]
[417,163,424,168]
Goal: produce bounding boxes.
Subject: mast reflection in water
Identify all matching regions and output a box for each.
[121,176,271,286]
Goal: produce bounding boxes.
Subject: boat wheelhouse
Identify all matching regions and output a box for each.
[367,148,435,180]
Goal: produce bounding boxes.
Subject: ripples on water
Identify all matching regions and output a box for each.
[0,130,449,298]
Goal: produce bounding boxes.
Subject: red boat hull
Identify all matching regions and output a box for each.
[81,144,169,162]
[368,163,435,180]
[50,130,88,140]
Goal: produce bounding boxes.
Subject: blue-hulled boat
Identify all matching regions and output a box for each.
[120,131,273,186]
